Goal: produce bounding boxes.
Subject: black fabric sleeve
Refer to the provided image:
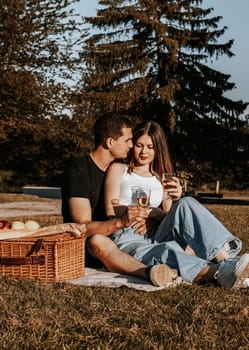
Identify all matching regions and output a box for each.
[67,162,91,199]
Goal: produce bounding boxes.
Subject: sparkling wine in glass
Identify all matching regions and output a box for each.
[136,189,151,207]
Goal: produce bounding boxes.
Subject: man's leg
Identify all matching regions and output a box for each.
[87,234,178,286]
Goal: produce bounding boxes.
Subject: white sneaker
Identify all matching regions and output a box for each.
[214,253,249,289]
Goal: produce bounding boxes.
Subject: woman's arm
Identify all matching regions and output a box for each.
[105,162,126,217]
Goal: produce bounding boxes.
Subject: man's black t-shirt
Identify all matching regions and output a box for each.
[61,155,109,268]
[61,155,108,223]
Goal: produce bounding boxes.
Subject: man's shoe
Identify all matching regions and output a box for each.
[214,253,249,289]
[146,264,178,287]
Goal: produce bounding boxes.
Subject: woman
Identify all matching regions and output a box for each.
[105,121,249,288]
[105,119,180,216]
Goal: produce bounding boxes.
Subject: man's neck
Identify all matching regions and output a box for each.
[90,148,114,171]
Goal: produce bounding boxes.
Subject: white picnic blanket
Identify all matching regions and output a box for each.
[69,268,249,291]
[69,267,184,292]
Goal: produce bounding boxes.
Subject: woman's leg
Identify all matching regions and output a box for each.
[154,196,242,261]
[110,225,248,286]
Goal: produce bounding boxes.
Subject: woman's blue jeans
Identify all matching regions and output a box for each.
[110,197,242,282]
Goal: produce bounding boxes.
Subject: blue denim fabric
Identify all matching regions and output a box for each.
[110,197,242,283]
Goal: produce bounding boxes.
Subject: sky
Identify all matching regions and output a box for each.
[77,0,249,115]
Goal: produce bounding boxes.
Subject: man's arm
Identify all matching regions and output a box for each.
[69,197,140,237]
[69,197,92,224]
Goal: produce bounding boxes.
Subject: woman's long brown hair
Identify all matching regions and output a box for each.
[128,121,175,178]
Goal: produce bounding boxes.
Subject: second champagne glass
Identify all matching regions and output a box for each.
[162,172,177,199]
[136,189,151,207]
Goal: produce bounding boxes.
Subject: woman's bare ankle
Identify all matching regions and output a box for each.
[214,247,229,263]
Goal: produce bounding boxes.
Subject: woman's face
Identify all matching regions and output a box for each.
[133,134,155,166]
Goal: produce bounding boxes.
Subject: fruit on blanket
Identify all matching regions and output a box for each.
[11,221,26,230]
[0,220,10,229]
[25,220,40,231]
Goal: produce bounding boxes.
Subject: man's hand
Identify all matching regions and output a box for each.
[123,206,151,235]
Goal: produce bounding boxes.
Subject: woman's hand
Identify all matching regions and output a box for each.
[132,208,165,236]
[125,206,151,235]
[164,176,182,202]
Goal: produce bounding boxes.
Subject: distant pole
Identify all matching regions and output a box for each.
[184,180,187,193]
[216,181,220,194]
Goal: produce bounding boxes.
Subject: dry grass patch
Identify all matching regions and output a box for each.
[0,195,248,349]
[0,279,249,349]
[0,193,52,203]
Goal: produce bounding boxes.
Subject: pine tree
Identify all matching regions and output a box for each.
[79,0,248,188]
[0,0,86,121]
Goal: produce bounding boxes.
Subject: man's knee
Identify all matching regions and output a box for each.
[88,234,118,257]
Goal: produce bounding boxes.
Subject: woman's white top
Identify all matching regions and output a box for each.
[119,166,163,208]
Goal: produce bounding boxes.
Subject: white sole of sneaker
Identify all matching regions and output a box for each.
[232,255,249,289]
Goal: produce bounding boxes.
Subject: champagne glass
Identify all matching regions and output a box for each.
[131,186,142,205]
[162,172,177,199]
[136,189,151,207]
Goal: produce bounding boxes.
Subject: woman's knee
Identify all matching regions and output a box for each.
[175,196,199,211]
[179,196,197,205]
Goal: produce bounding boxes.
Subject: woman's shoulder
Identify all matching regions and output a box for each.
[108,162,127,172]
[109,162,128,169]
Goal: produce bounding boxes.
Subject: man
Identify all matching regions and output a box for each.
[61,113,177,286]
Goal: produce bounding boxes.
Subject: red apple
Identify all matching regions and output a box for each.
[0,220,10,229]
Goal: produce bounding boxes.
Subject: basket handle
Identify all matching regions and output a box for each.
[0,256,45,265]
[27,238,44,256]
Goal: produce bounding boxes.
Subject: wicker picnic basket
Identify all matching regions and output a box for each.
[0,232,86,282]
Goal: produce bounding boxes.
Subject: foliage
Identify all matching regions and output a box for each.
[0,0,84,116]
[0,0,248,189]
[0,0,89,185]
[0,202,249,349]
[0,116,93,189]
[77,0,249,187]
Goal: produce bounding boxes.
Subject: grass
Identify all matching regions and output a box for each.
[0,193,52,203]
[0,192,62,226]
[0,195,249,349]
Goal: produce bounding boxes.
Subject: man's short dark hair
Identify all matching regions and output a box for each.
[93,113,132,149]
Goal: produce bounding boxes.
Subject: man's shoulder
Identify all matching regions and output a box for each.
[69,155,91,170]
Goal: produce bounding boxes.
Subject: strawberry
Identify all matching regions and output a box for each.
[0,220,10,229]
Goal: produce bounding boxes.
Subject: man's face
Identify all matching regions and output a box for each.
[110,127,133,159]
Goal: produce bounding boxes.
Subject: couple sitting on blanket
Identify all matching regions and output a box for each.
[61,113,249,289]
